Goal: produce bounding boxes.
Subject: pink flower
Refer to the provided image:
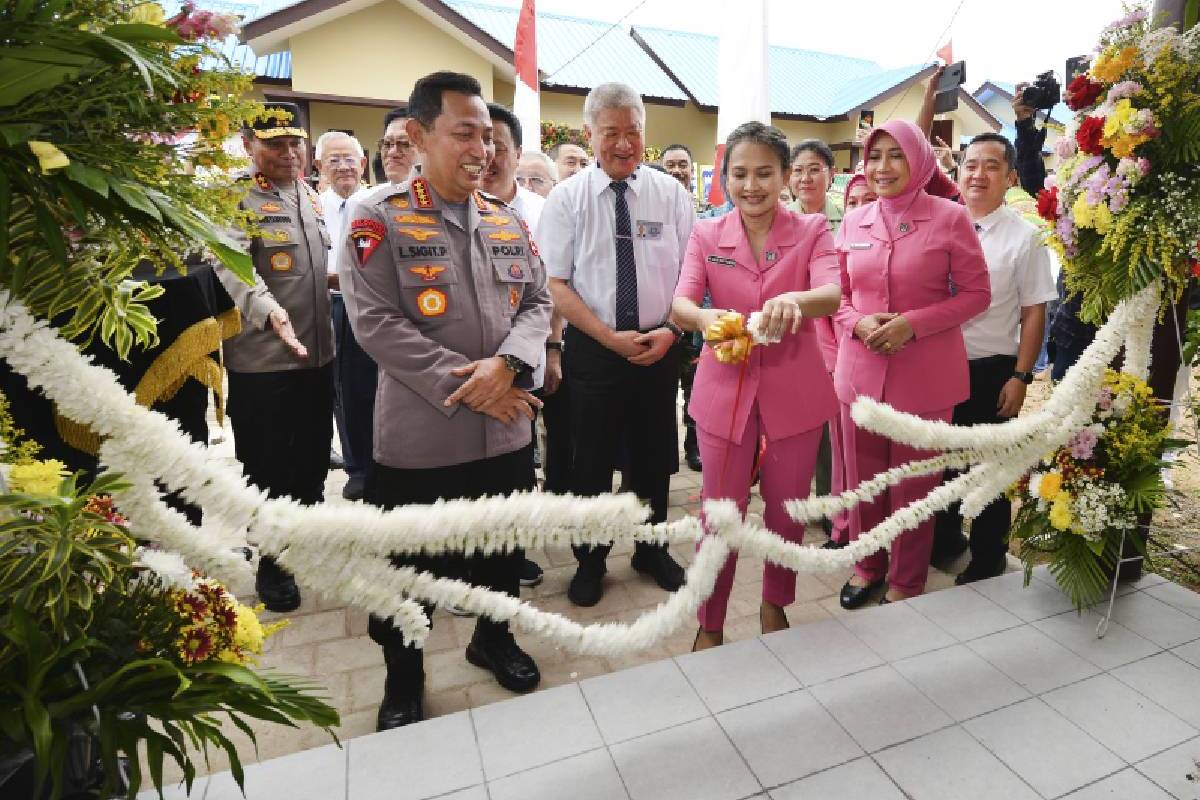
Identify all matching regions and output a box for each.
[1068,426,1099,460]
[1097,386,1114,410]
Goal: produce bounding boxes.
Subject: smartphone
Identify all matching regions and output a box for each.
[937,61,967,93]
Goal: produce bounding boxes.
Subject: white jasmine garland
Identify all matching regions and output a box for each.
[135,547,197,592]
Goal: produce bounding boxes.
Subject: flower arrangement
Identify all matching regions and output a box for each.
[1008,369,1180,609]
[1038,6,1200,324]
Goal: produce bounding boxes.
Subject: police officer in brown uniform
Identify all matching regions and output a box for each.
[338,72,552,730]
[214,104,335,613]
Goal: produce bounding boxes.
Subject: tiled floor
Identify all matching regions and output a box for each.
[142,567,1200,800]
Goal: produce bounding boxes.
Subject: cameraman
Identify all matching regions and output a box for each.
[1011,82,1047,197]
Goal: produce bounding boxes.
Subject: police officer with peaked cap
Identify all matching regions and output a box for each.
[338,72,552,730]
[213,102,335,613]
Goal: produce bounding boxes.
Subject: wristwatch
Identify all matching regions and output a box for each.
[501,354,530,374]
[663,320,685,340]
[545,341,564,352]
[1013,370,1034,385]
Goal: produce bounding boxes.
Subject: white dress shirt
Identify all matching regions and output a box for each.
[538,163,695,330]
[509,185,545,234]
[962,204,1058,360]
[319,186,363,277]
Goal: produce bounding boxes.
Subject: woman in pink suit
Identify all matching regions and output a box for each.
[672,122,843,651]
[835,120,991,608]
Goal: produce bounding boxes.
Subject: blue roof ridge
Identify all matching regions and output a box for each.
[633,22,882,71]
[444,0,629,30]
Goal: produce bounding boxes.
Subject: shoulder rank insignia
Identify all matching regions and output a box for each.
[398,227,441,242]
[472,191,495,213]
[349,218,386,267]
[416,287,447,317]
[254,172,275,192]
[409,265,446,281]
[517,217,540,257]
[394,213,437,225]
[412,177,434,209]
[480,214,512,226]
[388,197,411,209]
[488,230,522,242]
[260,202,282,213]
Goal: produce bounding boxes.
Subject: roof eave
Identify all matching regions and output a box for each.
[835,63,938,117]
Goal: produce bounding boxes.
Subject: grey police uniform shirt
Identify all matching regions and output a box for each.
[215,172,335,373]
[337,178,552,470]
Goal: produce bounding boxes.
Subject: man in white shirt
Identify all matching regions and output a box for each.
[548,141,590,179]
[517,151,557,198]
[539,82,695,606]
[934,133,1058,584]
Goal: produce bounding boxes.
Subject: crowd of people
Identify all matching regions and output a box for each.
[212,66,1064,731]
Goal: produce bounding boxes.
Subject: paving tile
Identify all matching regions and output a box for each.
[809,665,952,753]
[347,710,481,800]
[610,717,761,800]
[971,571,1077,622]
[716,690,863,788]
[1042,674,1197,763]
[580,658,709,744]
[892,644,1029,722]
[1135,736,1200,800]
[1061,769,1174,799]
[768,757,906,799]
[1103,592,1200,649]
[1033,610,1162,670]
[1173,640,1200,669]
[205,743,345,800]
[760,619,883,687]
[907,584,1023,642]
[135,777,206,799]
[838,601,957,662]
[874,726,1040,800]
[488,748,628,800]
[437,788,488,800]
[1142,582,1200,620]
[675,638,800,713]
[1112,652,1200,729]
[963,698,1125,798]
[471,684,603,779]
[966,624,1101,694]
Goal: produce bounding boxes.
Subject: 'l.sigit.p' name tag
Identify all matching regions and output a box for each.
[848,242,873,250]
[706,255,737,267]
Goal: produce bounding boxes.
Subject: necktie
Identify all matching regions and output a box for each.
[611,181,639,331]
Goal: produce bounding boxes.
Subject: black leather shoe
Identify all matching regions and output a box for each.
[955,559,1006,585]
[839,578,885,610]
[631,546,686,592]
[342,474,365,501]
[684,427,702,472]
[878,595,892,605]
[376,688,423,731]
[568,560,606,606]
[466,627,540,693]
[256,556,301,613]
[519,557,544,588]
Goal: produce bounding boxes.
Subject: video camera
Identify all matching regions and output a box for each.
[1021,70,1061,111]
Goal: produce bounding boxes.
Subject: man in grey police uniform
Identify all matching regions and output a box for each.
[214,103,334,614]
[338,71,552,731]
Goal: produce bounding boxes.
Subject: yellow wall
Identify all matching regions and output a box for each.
[308,102,390,147]
[289,1,493,101]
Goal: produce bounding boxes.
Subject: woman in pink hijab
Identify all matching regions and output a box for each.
[833,119,991,608]
[843,171,877,212]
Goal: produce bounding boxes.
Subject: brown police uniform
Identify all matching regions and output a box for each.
[337,175,551,669]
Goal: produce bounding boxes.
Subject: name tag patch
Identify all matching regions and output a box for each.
[848,242,873,250]
[401,244,449,258]
[635,220,663,240]
[490,244,526,258]
[706,255,737,267]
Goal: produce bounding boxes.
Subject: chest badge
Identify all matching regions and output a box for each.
[480,214,512,226]
[273,230,290,242]
[509,286,521,310]
[488,230,521,242]
[388,197,410,209]
[507,263,525,280]
[398,227,441,242]
[416,287,447,317]
[898,222,911,233]
[349,218,386,267]
[259,202,282,213]
[269,251,293,272]
[765,250,778,263]
[394,213,436,225]
[409,265,446,281]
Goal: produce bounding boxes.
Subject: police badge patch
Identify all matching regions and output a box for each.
[349,218,386,267]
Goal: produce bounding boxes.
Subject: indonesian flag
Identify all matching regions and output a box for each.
[937,40,954,64]
[513,0,540,153]
[709,0,770,206]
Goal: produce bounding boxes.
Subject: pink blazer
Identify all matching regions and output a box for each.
[675,206,840,445]
[833,191,991,414]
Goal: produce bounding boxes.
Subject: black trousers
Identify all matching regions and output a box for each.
[538,375,573,495]
[934,355,1017,570]
[227,364,333,505]
[366,446,535,683]
[680,336,700,440]
[331,293,378,481]
[564,326,680,566]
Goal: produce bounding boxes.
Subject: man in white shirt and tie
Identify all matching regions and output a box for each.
[538,82,695,607]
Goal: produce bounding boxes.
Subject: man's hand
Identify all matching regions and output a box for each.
[933,136,956,173]
[759,294,804,339]
[268,307,308,359]
[863,314,914,354]
[445,356,515,410]
[925,65,945,100]
[853,312,896,344]
[997,377,1028,418]
[478,387,543,425]
[628,328,676,366]
[327,272,340,291]
[1012,83,1035,122]
[607,329,650,359]
[544,348,563,395]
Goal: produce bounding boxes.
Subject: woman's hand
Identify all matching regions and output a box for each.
[864,314,915,355]
[697,308,730,333]
[759,294,804,339]
[853,312,896,343]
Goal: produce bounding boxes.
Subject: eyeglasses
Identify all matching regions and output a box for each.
[377,138,414,153]
[323,156,360,167]
[516,175,549,188]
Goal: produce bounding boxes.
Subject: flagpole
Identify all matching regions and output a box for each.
[709,0,770,206]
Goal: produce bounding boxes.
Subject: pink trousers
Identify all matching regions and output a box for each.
[827,410,851,544]
[841,402,954,596]
[696,403,822,632]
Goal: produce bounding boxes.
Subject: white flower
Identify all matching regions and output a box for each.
[137,547,197,591]
[1028,472,1044,498]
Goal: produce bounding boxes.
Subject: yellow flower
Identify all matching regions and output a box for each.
[1073,195,1096,230]
[1049,496,1074,531]
[127,2,165,25]
[8,459,69,495]
[1102,100,1136,139]
[1038,470,1064,501]
[1092,202,1114,234]
[27,141,70,174]
[1092,46,1138,84]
